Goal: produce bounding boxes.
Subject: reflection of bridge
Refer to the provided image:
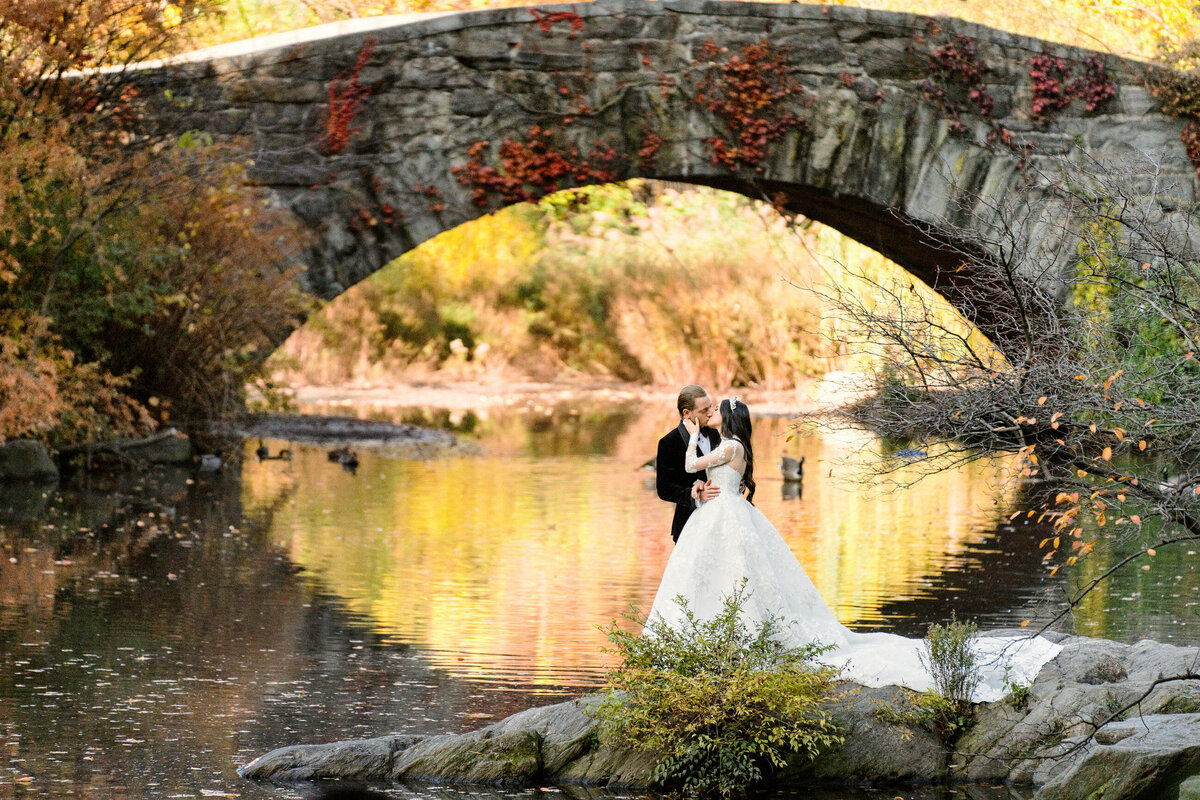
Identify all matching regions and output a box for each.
[136,0,1192,340]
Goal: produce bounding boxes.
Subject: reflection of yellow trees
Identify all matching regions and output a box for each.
[775,428,1019,623]
[247,407,1021,685]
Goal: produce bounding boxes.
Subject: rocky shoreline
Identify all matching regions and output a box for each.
[0,413,476,482]
[239,634,1200,799]
[228,412,478,455]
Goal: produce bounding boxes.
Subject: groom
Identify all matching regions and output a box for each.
[657,384,722,543]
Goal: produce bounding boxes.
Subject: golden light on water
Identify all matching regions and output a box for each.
[240,408,1021,688]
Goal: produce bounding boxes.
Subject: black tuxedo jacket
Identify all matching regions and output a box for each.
[656,422,721,543]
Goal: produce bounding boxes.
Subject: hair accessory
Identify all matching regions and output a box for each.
[730,396,740,411]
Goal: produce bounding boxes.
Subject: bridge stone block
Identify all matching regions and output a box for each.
[228,76,325,104]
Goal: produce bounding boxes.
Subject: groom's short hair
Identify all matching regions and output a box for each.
[677,385,708,416]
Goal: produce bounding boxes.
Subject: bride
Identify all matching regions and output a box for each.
[646,397,1062,703]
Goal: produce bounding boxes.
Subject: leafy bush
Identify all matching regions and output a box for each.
[919,612,981,705]
[1003,674,1033,710]
[872,687,975,742]
[595,584,841,798]
[0,0,305,443]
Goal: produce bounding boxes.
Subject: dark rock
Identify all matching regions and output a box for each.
[485,695,604,773]
[392,730,541,784]
[241,685,947,789]
[784,683,947,783]
[1032,714,1200,800]
[121,431,193,464]
[0,440,58,482]
[957,635,1200,791]
[553,742,660,787]
[238,735,421,781]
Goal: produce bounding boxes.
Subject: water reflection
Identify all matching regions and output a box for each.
[0,397,1195,800]
[246,401,1054,691]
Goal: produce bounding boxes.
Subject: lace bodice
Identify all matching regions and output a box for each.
[685,433,745,497]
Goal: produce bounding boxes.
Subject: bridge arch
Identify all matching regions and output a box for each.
[135,0,1195,346]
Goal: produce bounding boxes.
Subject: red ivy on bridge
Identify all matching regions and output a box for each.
[452,125,617,206]
[1030,52,1115,122]
[692,40,807,170]
[1149,68,1200,178]
[321,38,376,155]
[529,8,584,38]
[919,32,994,135]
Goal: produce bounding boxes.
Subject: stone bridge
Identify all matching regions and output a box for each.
[133,0,1196,341]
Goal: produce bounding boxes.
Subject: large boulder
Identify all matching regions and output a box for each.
[485,695,606,774]
[0,440,58,482]
[238,636,1200,797]
[783,682,947,783]
[238,735,419,781]
[240,698,613,786]
[1032,714,1200,800]
[391,730,542,784]
[238,686,948,789]
[390,695,657,786]
[957,635,1200,794]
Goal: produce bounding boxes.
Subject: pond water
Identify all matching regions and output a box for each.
[1,397,1197,799]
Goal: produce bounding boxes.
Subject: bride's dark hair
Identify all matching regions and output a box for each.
[719,397,755,503]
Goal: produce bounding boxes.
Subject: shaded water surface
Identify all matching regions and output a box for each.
[1,398,1196,798]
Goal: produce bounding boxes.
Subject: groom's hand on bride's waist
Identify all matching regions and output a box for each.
[692,480,720,503]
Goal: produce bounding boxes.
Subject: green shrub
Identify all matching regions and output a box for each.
[873,688,975,741]
[1002,665,1032,711]
[910,613,982,741]
[920,612,981,704]
[595,583,842,798]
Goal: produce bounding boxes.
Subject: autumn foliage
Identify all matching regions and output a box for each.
[692,41,807,170]
[453,126,618,207]
[321,38,376,155]
[1029,52,1115,122]
[0,0,305,444]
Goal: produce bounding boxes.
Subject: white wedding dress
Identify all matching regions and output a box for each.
[646,432,1062,703]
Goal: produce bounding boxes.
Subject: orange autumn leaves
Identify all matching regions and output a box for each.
[1012,363,1176,584]
[0,0,302,443]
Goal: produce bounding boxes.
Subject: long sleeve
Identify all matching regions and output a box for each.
[685,432,701,473]
[687,437,739,473]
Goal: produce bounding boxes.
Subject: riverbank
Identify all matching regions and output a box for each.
[276,375,859,417]
[240,633,1200,799]
[228,413,479,455]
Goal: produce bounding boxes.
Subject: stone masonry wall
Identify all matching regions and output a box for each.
[129,0,1196,335]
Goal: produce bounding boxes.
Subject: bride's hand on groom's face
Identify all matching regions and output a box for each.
[682,416,699,436]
